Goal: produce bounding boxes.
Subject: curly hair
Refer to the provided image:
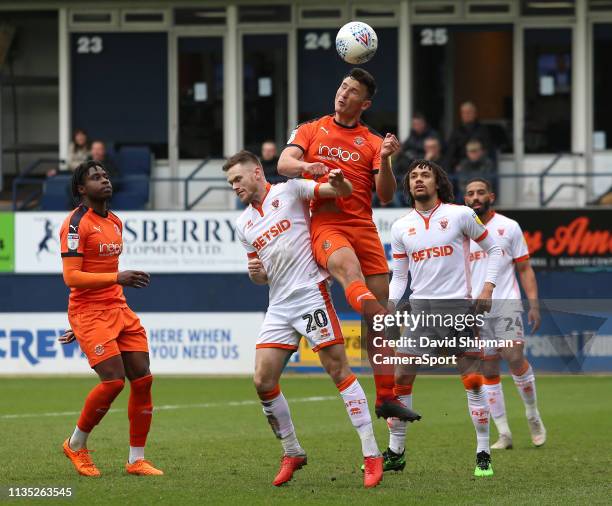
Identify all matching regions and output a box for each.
[403,159,454,206]
[71,160,107,203]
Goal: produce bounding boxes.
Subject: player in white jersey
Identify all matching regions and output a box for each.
[223,150,384,489]
[465,178,546,450]
[384,160,503,477]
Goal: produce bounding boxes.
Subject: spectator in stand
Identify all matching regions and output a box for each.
[392,113,440,200]
[456,139,495,198]
[446,101,491,171]
[88,140,119,181]
[400,112,439,160]
[260,140,286,184]
[67,128,90,171]
[48,128,90,177]
[423,136,445,167]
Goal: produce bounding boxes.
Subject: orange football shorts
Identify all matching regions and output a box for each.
[311,215,389,276]
[68,306,149,368]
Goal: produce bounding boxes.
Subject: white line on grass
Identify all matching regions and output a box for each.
[0,395,337,420]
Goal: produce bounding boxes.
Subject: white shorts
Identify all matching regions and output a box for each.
[256,280,344,353]
[481,313,525,360]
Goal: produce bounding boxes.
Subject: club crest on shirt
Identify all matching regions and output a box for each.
[354,136,365,146]
[272,199,280,209]
[94,344,105,356]
[497,228,505,236]
[438,218,449,230]
[408,227,416,236]
[67,233,79,250]
[322,240,332,251]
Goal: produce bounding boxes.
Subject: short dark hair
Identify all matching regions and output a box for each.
[222,150,261,172]
[344,67,376,99]
[412,112,426,121]
[403,159,454,206]
[465,177,492,192]
[71,160,107,200]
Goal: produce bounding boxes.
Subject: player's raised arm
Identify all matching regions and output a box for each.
[374,133,400,204]
[278,145,329,178]
[317,169,353,198]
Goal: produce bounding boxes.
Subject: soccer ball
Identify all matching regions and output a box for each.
[335,21,378,65]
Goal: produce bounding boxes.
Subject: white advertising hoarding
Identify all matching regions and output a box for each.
[14,209,407,274]
[0,312,262,374]
[14,211,249,273]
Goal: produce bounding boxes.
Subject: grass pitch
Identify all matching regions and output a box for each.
[1,375,611,505]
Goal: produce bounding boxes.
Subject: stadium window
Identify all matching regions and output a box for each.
[173,7,226,26]
[178,37,224,159]
[593,24,612,151]
[297,27,398,136]
[590,0,612,11]
[123,12,165,24]
[523,28,571,154]
[238,5,291,23]
[71,32,168,158]
[521,0,575,16]
[412,25,514,153]
[242,34,288,152]
[300,8,343,20]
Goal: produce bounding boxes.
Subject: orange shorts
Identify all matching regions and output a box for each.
[68,306,149,368]
[311,216,389,276]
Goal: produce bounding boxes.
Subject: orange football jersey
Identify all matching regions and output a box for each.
[60,205,126,313]
[287,114,383,221]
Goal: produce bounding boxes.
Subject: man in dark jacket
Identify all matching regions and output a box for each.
[446,102,491,171]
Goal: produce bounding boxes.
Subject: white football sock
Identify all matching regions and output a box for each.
[128,446,145,464]
[466,388,490,454]
[388,394,412,454]
[339,377,380,457]
[280,432,305,457]
[69,426,89,451]
[261,390,304,456]
[512,364,540,419]
[483,381,511,436]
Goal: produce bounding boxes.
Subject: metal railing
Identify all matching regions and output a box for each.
[10,153,612,211]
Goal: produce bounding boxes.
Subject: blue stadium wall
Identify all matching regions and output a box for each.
[1,271,611,313]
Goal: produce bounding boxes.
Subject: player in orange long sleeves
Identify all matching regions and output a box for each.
[278,68,419,422]
[59,160,163,477]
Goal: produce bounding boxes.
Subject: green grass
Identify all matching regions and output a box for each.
[1,375,611,505]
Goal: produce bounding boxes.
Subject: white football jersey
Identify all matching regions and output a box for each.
[236,179,328,305]
[390,202,492,300]
[470,212,530,312]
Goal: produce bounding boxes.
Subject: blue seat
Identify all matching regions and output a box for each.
[118,146,152,176]
[111,175,149,210]
[110,191,148,210]
[41,174,72,210]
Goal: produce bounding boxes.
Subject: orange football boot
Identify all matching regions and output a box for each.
[63,438,100,477]
[272,455,307,486]
[363,455,383,488]
[125,459,164,476]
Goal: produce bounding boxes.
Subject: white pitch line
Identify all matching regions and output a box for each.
[0,395,337,420]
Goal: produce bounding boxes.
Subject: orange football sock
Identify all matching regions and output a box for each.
[77,379,125,433]
[344,280,386,318]
[128,375,153,447]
